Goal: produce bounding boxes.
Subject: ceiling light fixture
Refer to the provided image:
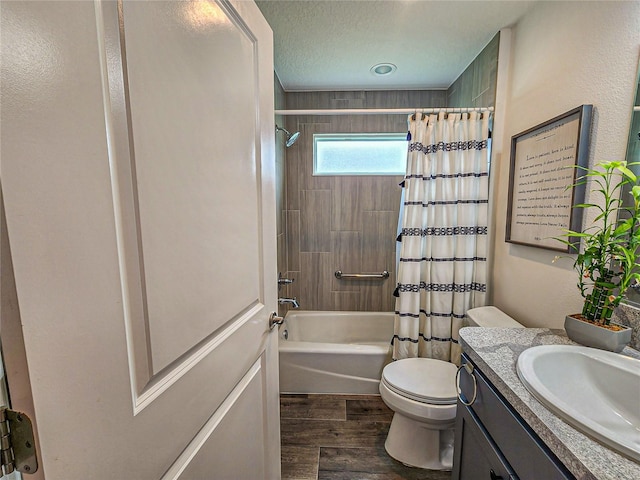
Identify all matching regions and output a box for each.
[370,63,397,76]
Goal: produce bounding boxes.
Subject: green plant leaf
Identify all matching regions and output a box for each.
[557,160,640,308]
[613,220,633,236]
[573,203,600,209]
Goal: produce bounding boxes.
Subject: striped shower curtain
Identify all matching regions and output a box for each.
[392,111,490,364]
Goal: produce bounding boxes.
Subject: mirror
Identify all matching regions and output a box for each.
[620,58,640,305]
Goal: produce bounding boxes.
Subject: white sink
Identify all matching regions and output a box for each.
[517,345,640,462]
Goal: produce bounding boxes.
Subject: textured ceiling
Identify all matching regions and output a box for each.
[255,0,536,91]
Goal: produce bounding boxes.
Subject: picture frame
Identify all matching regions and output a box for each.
[505,105,593,252]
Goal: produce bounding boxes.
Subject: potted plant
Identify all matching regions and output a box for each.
[555,160,638,352]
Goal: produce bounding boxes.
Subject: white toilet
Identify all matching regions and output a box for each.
[379,306,523,470]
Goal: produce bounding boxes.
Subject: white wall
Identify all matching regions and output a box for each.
[492,1,640,327]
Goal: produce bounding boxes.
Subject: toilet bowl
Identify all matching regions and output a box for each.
[379,358,458,469]
[380,306,523,470]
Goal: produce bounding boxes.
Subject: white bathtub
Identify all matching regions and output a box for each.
[278,310,394,394]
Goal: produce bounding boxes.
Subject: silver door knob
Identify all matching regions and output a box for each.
[269,312,284,330]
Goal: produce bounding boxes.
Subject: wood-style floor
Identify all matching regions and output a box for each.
[280,394,452,480]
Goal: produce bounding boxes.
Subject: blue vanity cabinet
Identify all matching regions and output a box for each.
[452,353,575,480]
[453,399,517,480]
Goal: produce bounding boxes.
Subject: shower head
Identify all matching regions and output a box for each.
[276,124,300,147]
[286,130,300,147]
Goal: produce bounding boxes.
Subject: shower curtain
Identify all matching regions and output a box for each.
[392,111,490,364]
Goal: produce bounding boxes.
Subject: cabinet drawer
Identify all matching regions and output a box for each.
[453,402,517,480]
[458,354,574,480]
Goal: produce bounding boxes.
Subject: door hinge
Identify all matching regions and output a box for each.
[0,407,38,475]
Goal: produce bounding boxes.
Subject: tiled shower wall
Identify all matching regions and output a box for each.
[282,91,447,312]
[275,74,288,316]
[275,34,501,312]
[447,33,499,108]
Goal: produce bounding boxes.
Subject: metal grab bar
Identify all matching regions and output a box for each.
[334,270,390,280]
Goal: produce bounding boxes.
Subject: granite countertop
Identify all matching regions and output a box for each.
[458,327,640,480]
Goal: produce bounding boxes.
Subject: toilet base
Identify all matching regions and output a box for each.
[384,412,454,470]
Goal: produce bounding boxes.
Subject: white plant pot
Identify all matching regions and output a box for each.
[564,314,632,353]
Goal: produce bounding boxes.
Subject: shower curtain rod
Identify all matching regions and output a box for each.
[274,106,494,116]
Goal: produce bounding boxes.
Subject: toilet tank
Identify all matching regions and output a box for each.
[465,306,524,328]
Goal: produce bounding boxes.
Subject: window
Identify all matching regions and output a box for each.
[313,133,407,176]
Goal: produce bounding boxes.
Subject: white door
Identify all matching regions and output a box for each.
[0,1,280,479]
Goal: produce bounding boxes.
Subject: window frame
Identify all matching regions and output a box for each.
[312,132,407,176]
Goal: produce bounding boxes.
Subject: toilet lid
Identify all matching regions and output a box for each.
[382,358,458,405]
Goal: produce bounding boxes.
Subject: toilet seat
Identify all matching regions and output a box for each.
[381,358,458,405]
[379,358,458,469]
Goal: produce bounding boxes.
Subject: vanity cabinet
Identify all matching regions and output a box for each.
[452,353,575,480]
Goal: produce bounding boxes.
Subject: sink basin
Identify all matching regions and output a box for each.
[517,345,640,462]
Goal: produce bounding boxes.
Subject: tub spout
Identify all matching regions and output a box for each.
[278,297,300,309]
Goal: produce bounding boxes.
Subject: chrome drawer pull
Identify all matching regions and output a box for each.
[456,362,478,406]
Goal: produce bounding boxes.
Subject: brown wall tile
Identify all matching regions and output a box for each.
[275,74,287,245]
[299,253,333,310]
[358,280,395,312]
[361,211,397,273]
[300,190,332,252]
[332,292,361,311]
[330,231,361,292]
[447,32,500,108]
[286,210,301,272]
[277,233,287,277]
[332,177,361,231]
[360,176,403,212]
[285,143,301,210]
[297,124,333,191]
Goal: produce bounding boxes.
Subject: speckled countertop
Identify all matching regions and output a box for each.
[458,327,640,480]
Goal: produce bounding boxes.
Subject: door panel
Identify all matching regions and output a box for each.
[0,1,279,478]
[165,358,267,480]
[121,0,261,374]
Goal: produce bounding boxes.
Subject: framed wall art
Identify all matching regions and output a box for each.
[505,105,593,252]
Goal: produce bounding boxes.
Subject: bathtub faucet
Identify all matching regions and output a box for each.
[278,297,300,309]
